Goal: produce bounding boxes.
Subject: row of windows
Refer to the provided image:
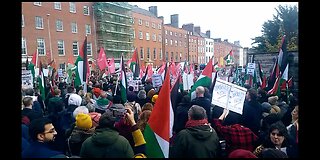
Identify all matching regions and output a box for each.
[135,31,162,42]
[136,18,161,30]
[22,37,92,56]
[165,39,188,48]
[139,47,162,60]
[165,30,187,38]
[22,15,91,34]
[33,2,90,15]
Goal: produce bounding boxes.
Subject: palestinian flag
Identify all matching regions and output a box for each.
[257,62,267,89]
[120,54,128,104]
[28,51,38,80]
[144,64,173,158]
[38,61,46,100]
[267,75,280,95]
[189,58,213,100]
[74,36,90,87]
[129,48,140,79]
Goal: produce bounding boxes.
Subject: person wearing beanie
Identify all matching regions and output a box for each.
[268,96,281,114]
[68,94,82,108]
[261,102,272,117]
[136,90,148,107]
[92,87,101,100]
[146,89,156,103]
[151,94,158,104]
[67,113,95,157]
[228,149,257,158]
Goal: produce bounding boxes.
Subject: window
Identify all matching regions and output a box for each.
[151,22,155,28]
[145,21,149,27]
[73,41,79,56]
[165,30,168,35]
[175,40,177,46]
[59,64,66,70]
[158,34,162,42]
[153,48,156,60]
[147,48,150,59]
[35,16,43,29]
[132,29,135,39]
[131,17,134,24]
[85,24,91,35]
[165,51,168,61]
[140,47,144,59]
[179,41,182,47]
[56,19,63,31]
[158,24,161,30]
[57,40,65,55]
[170,39,173,45]
[138,19,142,25]
[146,32,150,41]
[165,38,168,45]
[34,2,41,6]
[69,2,76,13]
[175,52,178,61]
[54,2,61,10]
[87,42,92,56]
[22,37,27,55]
[159,48,162,60]
[171,52,173,61]
[83,6,90,15]
[37,38,45,55]
[152,33,156,41]
[22,14,24,27]
[206,47,208,52]
[170,31,172,35]
[139,31,143,39]
[175,32,177,37]
[179,33,182,37]
[71,22,77,33]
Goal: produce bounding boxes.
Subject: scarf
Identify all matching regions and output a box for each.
[185,119,209,128]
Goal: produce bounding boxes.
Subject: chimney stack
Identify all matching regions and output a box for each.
[170,14,179,28]
[206,30,211,38]
[194,26,201,34]
[148,6,158,17]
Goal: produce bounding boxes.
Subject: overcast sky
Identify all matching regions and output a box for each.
[129,2,298,48]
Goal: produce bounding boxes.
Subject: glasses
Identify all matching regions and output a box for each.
[43,128,56,134]
[271,132,283,137]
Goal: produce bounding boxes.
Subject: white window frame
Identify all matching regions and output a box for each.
[170,39,173,45]
[85,24,91,35]
[140,47,144,60]
[57,40,65,56]
[158,34,162,42]
[37,38,46,56]
[87,42,92,56]
[147,47,150,59]
[138,19,142,25]
[165,30,168,35]
[170,31,172,35]
[175,40,178,46]
[152,33,156,41]
[139,31,143,40]
[69,2,76,13]
[54,2,61,10]
[56,19,63,31]
[146,32,150,41]
[145,21,149,27]
[22,37,27,55]
[151,22,155,28]
[22,14,24,27]
[158,24,161,30]
[83,6,90,15]
[165,38,168,45]
[72,41,79,56]
[175,32,177,37]
[34,2,41,6]
[35,16,43,29]
[153,48,157,60]
[71,22,77,33]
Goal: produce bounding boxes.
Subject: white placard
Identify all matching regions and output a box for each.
[43,69,49,77]
[182,73,194,90]
[211,78,247,115]
[246,63,255,76]
[22,70,33,88]
[152,74,163,87]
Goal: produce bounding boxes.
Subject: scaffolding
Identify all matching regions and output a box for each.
[93,2,134,61]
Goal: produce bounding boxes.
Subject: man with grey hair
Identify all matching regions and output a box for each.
[170,105,219,158]
[190,86,212,122]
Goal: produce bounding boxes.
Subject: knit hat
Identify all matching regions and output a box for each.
[152,94,158,103]
[270,105,281,114]
[76,113,92,130]
[147,89,156,99]
[93,88,101,98]
[261,102,272,113]
[228,149,258,158]
[268,96,278,105]
[68,94,82,106]
[137,90,147,99]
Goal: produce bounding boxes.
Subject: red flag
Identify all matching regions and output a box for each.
[147,64,153,79]
[97,47,107,71]
[31,51,38,67]
[67,54,74,65]
[158,61,166,75]
[106,58,115,74]
[287,77,293,88]
[267,76,280,95]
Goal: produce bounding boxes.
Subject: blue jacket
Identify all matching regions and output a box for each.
[22,141,66,158]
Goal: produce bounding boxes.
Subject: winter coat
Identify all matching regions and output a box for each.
[190,97,213,121]
[22,141,67,158]
[47,96,65,115]
[171,125,220,158]
[80,127,134,158]
[241,100,263,135]
[67,127,95,156]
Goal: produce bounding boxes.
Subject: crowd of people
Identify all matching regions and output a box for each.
[21,70,299,158]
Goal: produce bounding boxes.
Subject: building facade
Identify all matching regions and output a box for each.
[22,2,96,70]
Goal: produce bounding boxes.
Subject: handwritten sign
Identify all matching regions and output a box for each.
[22,70,33,88]
[211,78,247,114]
[182,73,194,90]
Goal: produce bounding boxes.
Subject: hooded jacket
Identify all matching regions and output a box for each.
[80,127,134,158]
[171,125,219,158]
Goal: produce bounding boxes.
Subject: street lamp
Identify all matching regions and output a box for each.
[47,14,53,61]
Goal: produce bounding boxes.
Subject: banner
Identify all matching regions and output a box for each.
[182,73,194,90]
[152,74,163,87]
[211,78,247,114]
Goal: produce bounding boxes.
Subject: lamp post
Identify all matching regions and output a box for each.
[47,14,53,61]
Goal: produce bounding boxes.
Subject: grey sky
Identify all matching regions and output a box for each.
[129,2,298,48]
